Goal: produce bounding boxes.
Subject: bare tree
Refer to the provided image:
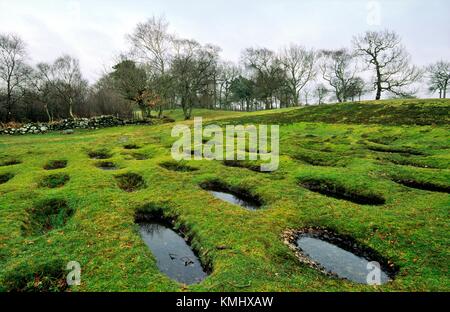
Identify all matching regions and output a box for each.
[217,62,241,109]
[347,77,366,102]
[36,55,87,118]
[302,87,312,106]
[314,83,329,105]
[0,33,31,121]
[353,30,422,100]
[320,49,359,102]
[426,61,450,98]
[128,16,175,117]
[128,16,173,75]
[280,45,317,106]
[171,39,220,119]
[241,48,285,109]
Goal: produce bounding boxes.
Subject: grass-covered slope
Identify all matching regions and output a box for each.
[0,99,449,292]
[215,99,450,126]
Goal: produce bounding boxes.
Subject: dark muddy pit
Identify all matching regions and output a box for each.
[1,260,68,292]
[115,173,146,192]
[22,199,74,236]
[0,159,22,167]
[39,173,70,188]
[123,144,140,150]
[0,173,14,185]
[394,179,450,193]
[44,160,68,170]
[159,161,198,172]
[88,150,112,159]
[138,222,208,285]
[96,161,118,170]
[222,160,266,173]
[299,179,385,205]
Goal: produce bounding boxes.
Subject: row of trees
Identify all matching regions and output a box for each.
[1,17,449,122]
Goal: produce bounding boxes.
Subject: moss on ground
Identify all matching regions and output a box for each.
[0,99,449,292]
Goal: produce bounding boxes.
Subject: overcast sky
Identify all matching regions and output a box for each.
[1,0,449,84]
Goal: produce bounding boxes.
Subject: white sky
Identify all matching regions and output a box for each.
[1,0,449,85]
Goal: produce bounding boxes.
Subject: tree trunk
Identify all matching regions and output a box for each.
[181,96,190,120]
[44,103,51,122]
[292,90,299,107]
[375,66,382,100]
[6,82,12,122]
[69,98,75,119]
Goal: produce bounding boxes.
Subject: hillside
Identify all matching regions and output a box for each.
[0,99,449,292]
[213,99,450,126]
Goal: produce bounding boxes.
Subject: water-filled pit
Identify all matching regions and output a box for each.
[285,229,396,285]
[138,221,208,285]
[135,207,209,285]
[200,181,262,210]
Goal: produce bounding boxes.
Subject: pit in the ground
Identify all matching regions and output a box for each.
[115,173,146,192]
[44,160,68,170]
[96,161,118,170]
[131,152,149,160]
[135,205,209,285]
[285,228,397,285]
[393,178,450,193]
[88,150,112,159]
[22,198,74,236]
[299,178,385,205]
[124,144,140,150]
[0,173,14,185]
[1,260,68,292]
[223,160,266,173]
[39,173,70,188]
[159,160,198,172]
[0,159,22,167]
[200,180,262,210]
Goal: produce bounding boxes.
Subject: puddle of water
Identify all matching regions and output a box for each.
[97,162,118,170]
[209,191,260,210]
[296,236,391,284]
[138,222,208,285]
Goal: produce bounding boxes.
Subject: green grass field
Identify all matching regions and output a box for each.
[0,99,449,292]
